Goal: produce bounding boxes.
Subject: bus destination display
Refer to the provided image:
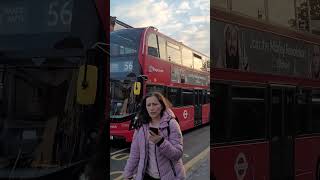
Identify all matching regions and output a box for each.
[0,0,73,35]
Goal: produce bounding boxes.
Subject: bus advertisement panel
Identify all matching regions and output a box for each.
[212,20,317,79]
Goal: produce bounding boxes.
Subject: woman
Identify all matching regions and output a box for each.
[123,92,186,180]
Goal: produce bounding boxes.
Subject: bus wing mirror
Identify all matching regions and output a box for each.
[133,82,141,95]
[77,64,98,105]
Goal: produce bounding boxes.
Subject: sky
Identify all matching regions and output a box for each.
[110,0,210,57]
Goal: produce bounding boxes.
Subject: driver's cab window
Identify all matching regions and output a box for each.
[111,81,135,116]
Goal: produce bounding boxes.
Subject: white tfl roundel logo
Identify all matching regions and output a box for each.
[234,152,248,180]
[183,110,188,119]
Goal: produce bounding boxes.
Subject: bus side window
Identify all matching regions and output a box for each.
[230,86,266,141]
[182,47,193,68]
[158,36,166,60]
[146,85,165,95]
[212,83,229,143]
[312,91,320,133]
[148,33,159,58]
[167,42,181,64]
[193,53,203,70]
[181,89,194,106]
[296,90,311,135]
[168,87,181,107]
[202,90,206,104]
[206,91,210,104]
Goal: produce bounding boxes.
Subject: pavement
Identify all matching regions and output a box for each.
[186,148,210,180]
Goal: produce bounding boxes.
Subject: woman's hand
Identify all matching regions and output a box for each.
[149,130,162,144]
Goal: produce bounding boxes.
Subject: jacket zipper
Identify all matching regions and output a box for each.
[155,145,161,179]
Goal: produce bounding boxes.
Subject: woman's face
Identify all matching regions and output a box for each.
[146,96,163,120]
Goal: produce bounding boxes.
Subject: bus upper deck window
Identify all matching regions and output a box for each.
[148,33,159,58]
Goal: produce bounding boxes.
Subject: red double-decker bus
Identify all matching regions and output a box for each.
[0,0,107,179]
[110,27,210,142]
[211,7,320,180]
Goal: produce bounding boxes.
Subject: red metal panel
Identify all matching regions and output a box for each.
[145,57,171,84]
[212,68,320,88]
[212,142,269,180]
[312,135,320,177]
[172,106,195,131]
[312,136,320,180]
[295,137,315,180]
[110,121,134,142]
[202,104,210,124]
[95,0,107,30]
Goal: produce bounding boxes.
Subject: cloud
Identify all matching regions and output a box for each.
[111,0,210,56]
[190,16,210,23]
[176,24,210,56]
[175,1,191,14]
[112,0,172,29]
[179,1,191,10]
[192,0,210,11]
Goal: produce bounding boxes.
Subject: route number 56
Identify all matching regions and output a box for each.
[48,0,73,26]
[124,62,133,72]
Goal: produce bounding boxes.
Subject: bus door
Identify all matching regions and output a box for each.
[194,89,202,126]
[270,86,295,180]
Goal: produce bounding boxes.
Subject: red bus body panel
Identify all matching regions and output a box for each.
[95,0,106,30]
[295,136,320,180]
[212,142,269,180]
[146,57,171,84]
[110,121,134,142]
[202,104,210,124]
[172,106,195,131]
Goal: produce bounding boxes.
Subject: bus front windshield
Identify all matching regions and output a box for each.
[110,80,141,117]
[110,28,144,117]
[110,28,143,79]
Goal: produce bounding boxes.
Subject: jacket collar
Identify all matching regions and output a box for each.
[159,109,175,129]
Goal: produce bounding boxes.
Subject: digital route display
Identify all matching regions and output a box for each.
[0,0,73,35]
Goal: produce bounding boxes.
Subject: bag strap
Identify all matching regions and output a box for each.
[167,116,178,138]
